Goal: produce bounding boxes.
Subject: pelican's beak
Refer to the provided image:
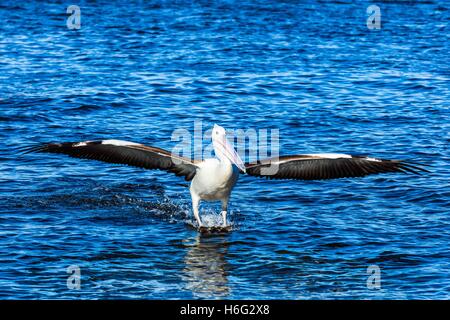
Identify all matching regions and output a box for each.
[221,135,246,173]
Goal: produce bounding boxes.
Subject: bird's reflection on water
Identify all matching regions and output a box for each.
[182,233,230,299]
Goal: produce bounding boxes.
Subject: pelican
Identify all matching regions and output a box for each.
[23,124,427,231]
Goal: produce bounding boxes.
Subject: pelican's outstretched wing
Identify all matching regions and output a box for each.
[245,154,428,180]
[22,139,198,181]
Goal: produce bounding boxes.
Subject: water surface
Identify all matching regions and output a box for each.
[0,0,449,299]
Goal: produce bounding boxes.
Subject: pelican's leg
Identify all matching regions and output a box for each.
[221,198,229,227]
[192,195,203,228]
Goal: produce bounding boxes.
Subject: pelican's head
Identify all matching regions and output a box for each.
[211,124,246,173]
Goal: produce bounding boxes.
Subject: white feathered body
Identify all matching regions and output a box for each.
[190,158,239,201]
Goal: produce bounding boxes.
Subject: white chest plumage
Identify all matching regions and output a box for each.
[190,158,239,201]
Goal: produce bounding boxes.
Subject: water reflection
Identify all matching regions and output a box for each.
[182,234,230,299]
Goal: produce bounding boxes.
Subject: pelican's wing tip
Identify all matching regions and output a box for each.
[17,143,49,155]
[397,159,431,175]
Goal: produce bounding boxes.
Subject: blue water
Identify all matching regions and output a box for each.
[0,0,449,299]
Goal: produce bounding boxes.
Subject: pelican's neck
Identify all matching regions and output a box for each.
[215,149,231,166]
[213,141,232,167]
[214,152,233,178]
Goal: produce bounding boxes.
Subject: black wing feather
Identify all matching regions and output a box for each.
[22,141,198,181]
[245,155,429,181]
